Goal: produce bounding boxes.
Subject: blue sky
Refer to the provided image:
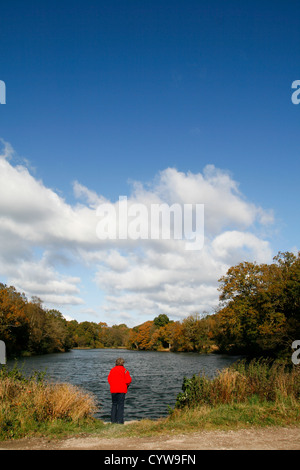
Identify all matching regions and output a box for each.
[0,0,299,325]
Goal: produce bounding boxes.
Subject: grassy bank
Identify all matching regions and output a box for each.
[101,358,300,440]
[0,364,104,440]
[0,359,299,442]
[175,358,300,408]
[101,399,300,440]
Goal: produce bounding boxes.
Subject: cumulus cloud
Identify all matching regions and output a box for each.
[0,139,274,324]
[8,258,83,306]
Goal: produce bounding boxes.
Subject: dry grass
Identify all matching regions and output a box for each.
[175,358,300,408]
[1,359,300,442]
[0,365,98,440]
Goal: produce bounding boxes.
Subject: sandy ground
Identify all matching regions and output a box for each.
[0,426,299,450]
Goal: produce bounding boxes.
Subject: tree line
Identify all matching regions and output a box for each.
[0,251,299,359]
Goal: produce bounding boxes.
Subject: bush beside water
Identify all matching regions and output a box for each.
[175,358,300,408]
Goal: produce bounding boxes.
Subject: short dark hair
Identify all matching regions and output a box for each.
[115,357,125,366]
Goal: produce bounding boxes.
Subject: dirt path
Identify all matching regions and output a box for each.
[0,426,299,450]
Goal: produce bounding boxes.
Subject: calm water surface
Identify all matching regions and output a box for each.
[8,349,240,421]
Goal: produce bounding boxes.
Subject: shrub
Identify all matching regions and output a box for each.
[175,358,300,409]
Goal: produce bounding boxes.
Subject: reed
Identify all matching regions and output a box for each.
[0,364,99,440]
[175,358,300,408]
[1,359,299,442]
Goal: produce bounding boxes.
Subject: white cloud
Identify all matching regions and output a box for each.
[211,231,272,263]
[72,180,107,208]
[0,140,275,324]
[6,257,84,307]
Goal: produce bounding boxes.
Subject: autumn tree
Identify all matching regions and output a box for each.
[0,284,29,356]
[215,251,300,357]
[0,285,73,356]
[178,314,214,352]
[135,321,156,350]
[167,321,185,351]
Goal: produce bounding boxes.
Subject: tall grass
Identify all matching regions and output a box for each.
[1,359,299,442]
[0,364,99,440]
[175,358,300,408]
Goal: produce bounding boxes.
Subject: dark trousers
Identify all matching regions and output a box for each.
[111,393,125,424]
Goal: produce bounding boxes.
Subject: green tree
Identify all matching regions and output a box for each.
[215,251,300,357]
[153,314,170,328]
[103,324,130,348]
[180,314,204,352]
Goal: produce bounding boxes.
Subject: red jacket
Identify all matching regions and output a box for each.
[107,365,132,393]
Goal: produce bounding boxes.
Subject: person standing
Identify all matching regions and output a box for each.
[107,357,132,424]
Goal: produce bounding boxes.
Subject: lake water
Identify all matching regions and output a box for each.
[7,349,240,421]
